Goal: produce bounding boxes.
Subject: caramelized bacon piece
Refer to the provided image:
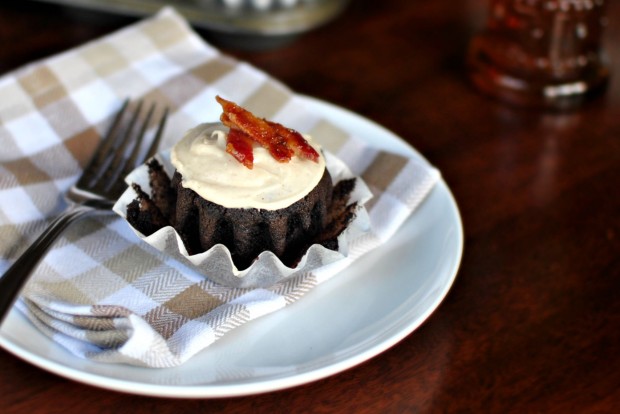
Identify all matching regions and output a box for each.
[267,121,320,163]
[216,95,319,165]
[221,113,292,162]
[217,98,293,162]
[226,128,254,169]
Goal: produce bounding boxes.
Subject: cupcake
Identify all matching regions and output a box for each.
[123,96,365,277]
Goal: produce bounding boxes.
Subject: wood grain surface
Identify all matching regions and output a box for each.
[1,0,619,412]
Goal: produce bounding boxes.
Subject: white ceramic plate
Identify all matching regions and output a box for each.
[0,96,463,398]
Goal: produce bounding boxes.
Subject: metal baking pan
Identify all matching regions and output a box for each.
[30,0,350,36]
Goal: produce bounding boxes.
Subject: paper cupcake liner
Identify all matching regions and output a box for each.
[113,149,372,288]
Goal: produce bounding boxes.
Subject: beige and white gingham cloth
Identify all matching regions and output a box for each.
[0,8,440,367]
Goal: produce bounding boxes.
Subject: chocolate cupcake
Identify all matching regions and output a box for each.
[123,97,365,276]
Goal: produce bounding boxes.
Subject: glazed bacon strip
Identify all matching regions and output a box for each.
[221,113,292,162]
[267,121,320,162]
[226,128,254,169]
[216,95,319,167]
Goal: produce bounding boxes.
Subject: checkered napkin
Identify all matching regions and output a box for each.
[0,8,440,367]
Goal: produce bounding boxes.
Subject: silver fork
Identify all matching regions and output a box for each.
[0,99,168,324]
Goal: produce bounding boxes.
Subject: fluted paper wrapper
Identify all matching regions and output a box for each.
[113,150,372,288]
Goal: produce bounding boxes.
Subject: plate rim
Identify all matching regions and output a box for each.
[0,95,464,398]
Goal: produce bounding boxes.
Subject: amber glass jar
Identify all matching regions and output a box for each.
[468,0,609,109]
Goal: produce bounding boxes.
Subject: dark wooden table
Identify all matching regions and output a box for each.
[1,0,619,412]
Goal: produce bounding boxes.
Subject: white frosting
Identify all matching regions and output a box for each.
[170,123,326,210]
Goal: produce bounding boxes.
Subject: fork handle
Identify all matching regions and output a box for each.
[0,204,93,325]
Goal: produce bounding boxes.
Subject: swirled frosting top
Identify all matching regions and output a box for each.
[170,123,326,210]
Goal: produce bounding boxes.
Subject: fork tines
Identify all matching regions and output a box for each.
[77,99,168,198]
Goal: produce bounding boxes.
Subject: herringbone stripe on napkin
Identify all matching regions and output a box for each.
[0,7,440,367]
